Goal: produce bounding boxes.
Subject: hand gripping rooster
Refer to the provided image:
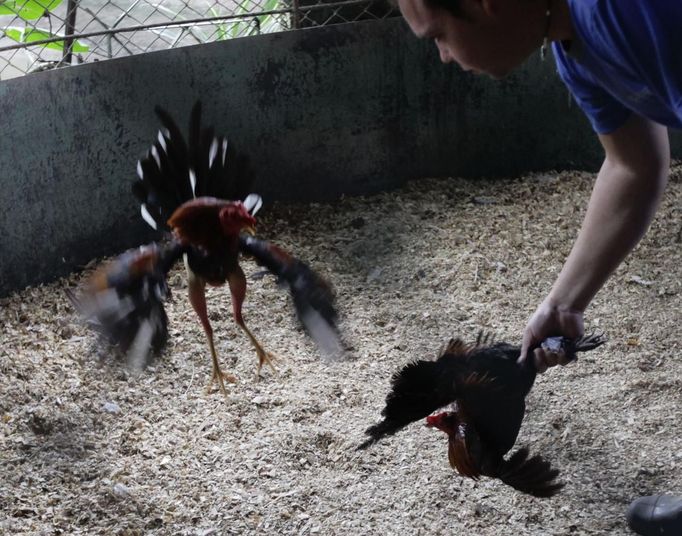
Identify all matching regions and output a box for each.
[69,102,343,395]
[358,333,606,497]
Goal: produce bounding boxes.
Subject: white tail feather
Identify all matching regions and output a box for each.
[150,146,161,169]
[208,137,219,168]
[140,204,158,230]
[243,193,263,216]
[157,130,167,153]
[189,169,197,198]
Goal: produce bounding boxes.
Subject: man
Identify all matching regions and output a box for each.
[394,0,681,534]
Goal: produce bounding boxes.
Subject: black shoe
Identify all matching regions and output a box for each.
[626,494,682,535]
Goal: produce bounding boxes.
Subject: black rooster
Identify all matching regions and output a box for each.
[359,333,607,497]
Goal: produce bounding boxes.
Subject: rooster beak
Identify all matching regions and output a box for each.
[244,225,256,236]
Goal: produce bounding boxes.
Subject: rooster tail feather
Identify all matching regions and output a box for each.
[497,447,564,498]
[133,105,191,229]
[187,101,203,198]
[184,100,255,202]
[238,234,343,360]
[209,136,255,202]
[134,101,256,231]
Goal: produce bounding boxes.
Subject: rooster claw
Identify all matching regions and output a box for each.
[255,350,279,381]
[205,368,238,396]
[541,332,607,362]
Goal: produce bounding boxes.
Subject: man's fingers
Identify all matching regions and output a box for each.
[517,330,534,365]
[534,349,549,374]
[517,344,529,365]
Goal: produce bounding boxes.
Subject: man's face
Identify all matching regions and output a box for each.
[398,0,538,79]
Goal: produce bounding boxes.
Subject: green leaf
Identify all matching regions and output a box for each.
[2,27,89,52]
[215,24,227,41]
[262,0,279,12]
[0,0,63,21]
[208,5,228,41]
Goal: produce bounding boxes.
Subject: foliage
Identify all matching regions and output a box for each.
[150,1,284,46]
[1,0,286,77]
[2,26,89,52]
[0,0,62,21]
[213,0,283,40]
[0,0,90,58]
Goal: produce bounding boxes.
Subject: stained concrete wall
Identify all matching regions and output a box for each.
[1,18,680,296]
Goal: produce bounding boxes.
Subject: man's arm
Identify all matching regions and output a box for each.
[519,114,670,372]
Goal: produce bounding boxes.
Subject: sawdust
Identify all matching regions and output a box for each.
[1,164,680,535]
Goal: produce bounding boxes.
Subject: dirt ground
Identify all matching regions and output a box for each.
[1,164,680,535]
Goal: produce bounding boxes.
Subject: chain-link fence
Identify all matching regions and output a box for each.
[0,0,396,80]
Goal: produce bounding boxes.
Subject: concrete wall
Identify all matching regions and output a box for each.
[1,18,680,296]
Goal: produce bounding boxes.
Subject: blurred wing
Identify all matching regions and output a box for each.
[132,101,255,231]
[238,234,343,360]
[358,353,463,449]
[360,336,518,449]
[68,241,185,369]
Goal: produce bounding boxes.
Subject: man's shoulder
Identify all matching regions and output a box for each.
[567,0,681,59]
[554,0,682,133]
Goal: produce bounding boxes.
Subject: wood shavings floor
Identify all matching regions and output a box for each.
[1,165,680,535]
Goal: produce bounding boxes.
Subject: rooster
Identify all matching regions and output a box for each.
[359,333,607,497]
[70,101,342,395]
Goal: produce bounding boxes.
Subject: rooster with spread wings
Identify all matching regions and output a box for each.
[70,102,342,395]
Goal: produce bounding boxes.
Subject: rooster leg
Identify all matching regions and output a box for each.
[187,267,237,395]
[228,267,278,380]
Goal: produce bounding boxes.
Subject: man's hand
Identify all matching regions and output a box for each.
[518,114,669,374]
[518,300,584,373]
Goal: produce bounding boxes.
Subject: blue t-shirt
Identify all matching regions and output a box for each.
[553,0,682,134]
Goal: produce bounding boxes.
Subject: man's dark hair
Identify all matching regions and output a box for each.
[428,0,464,17]
[387,0,465,18]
